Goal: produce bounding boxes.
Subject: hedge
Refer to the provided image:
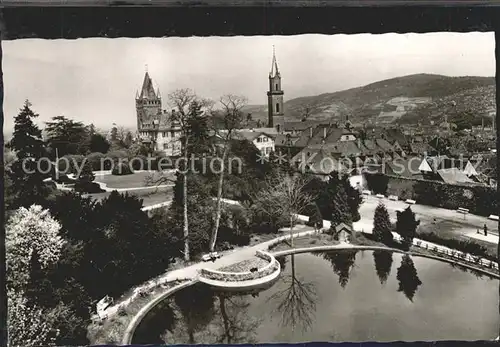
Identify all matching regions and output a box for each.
[366,173,497,217]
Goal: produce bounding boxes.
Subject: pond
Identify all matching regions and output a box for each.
[132,250,499,343]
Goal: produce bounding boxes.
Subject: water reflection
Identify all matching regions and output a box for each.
[396,254,423,302]
[267,254,318,332]
[214,293,261,343]
[169,284,215,343]
[132,251,498,343]
[373,250,393,285]
[320,250,358,288]
[132,300,177,344]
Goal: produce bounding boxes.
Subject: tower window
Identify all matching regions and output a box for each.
[276,103,280,113]
[275,83,278,90]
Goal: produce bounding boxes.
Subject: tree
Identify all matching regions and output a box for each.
[364,172,389,195]
[45,116,89,157]
[373,250,393,285]
[78,160,95,184]
[7,289,59,347]
[166,88,213,260]
[252,172,316,246]
[325,174,352,229]
[308,203,323,233]
[8,100,50,208]
[209,94,248,252]
[6,205,65,291]
[396,206,420,249]
[168,172,215,256]
[396,254,422,302]
[372,202,393,245]
[89,133,110,153]
[124,131,134,148]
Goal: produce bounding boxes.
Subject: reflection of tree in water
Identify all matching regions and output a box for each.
[163,283,215,344]
[321,250,358,288]
[132,300,177,344]
[396,254,423,302]
[214,293,261,344]
[373,250,393,285]
[448,262,485,279]
[267,254,317,332]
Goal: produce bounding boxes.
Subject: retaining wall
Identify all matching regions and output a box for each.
[199,250,279,282]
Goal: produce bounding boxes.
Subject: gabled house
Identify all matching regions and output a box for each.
[232,130,276,157]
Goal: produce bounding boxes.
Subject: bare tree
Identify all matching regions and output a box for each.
[214,294,260,344]
[208,94,248,252]
[252,172,316,247]
[145,88,212,261]
[267,254,317,332]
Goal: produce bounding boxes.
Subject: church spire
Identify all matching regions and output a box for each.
[269,45,280,78]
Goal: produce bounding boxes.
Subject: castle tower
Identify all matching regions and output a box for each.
[267,46,285,132]
[136,68,162,132]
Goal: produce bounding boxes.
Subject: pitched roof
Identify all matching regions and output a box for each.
[139,72,157,99]
[437,168,474,184]
[291,148,348,175]
[386,158,424,178]
[233,130,275,142]
[335,223,353,233]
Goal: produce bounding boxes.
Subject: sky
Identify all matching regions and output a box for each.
[2,32,495,133]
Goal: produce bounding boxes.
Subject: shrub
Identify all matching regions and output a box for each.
[52,173,77,185]
[111,162,134,176]
[74,181,105,194]
[57,154,85,175]
[86,152,106,171]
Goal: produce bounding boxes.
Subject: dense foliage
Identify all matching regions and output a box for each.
[395,207,420,249]
[372,203,393,245]
[7,101,50,208]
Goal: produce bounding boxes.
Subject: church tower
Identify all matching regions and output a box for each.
[267,46,285,132]
[136,67,162,132]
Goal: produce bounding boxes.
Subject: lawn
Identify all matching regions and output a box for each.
[418,220,498,259]
[87,186,173,207]
[94,171,175,189]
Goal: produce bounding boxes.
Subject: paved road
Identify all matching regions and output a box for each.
[356,195,498,239]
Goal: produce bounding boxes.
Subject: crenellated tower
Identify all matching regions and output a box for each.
[267,46,285,132]
[136,68,162,132]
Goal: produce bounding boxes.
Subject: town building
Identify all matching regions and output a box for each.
[136,70,182,156]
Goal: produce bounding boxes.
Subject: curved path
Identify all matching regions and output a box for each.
[96,224,317,320]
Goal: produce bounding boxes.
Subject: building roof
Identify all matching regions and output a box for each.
[291,148,348,175]
[335,223,353,233]
[386,158,424,178]
[437,168,474,184]
[138,71,158,99]
[233,130,276,142]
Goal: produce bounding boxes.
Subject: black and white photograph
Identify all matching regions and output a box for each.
[2,10,500,347]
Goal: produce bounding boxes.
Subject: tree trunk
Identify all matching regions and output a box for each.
[219,296,231,343]
[289,215,294,248]
[209,144,229,252]
[183,135,190,261]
